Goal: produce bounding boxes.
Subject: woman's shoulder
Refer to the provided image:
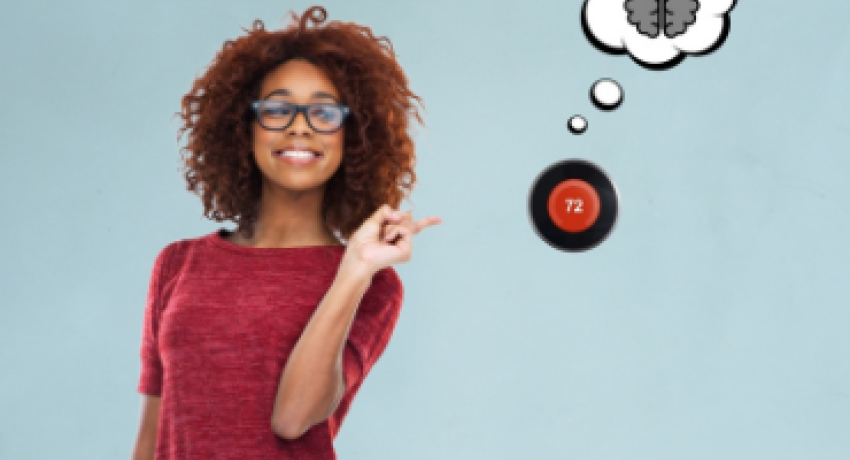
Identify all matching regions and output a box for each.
[151,234,206,277]
[158,236,198,259]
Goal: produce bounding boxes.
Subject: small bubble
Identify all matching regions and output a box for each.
[567,115,587,134]
[590,78,623,110]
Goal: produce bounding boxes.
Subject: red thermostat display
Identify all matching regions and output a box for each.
[547,179,600,233]
[528,159,619,252]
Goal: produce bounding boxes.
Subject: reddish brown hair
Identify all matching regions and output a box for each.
[176,6,423,240]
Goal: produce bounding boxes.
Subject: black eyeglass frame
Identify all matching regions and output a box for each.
[251,101,351,134]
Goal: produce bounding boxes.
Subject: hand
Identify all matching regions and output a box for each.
[339,204,442,278]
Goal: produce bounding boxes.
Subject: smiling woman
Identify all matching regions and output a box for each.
[131,5,439,460]
[175,6,424,244]
[246,57,349,222]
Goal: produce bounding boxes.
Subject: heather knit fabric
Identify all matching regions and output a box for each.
[137,228,403,459]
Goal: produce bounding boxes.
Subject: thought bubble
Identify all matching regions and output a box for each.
[568,115,588,134]
[582,0,736,70]
[590,78,623,110]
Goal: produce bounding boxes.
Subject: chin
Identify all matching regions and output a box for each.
[276,176,330,191]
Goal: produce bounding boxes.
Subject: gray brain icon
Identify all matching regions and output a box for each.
[625,0,700,39]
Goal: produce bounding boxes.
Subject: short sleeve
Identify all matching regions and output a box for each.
[137,244,173,396]
[328,267,403,435]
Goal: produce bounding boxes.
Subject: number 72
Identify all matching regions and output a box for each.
[565,198,584,213]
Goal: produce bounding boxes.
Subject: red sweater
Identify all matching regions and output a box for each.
[137,229,403,459]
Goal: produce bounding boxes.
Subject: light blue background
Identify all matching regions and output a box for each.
[1,0,848,458]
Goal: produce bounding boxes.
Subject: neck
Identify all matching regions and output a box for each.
[239,181,340,248]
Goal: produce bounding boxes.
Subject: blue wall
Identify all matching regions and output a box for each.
[0,1,847,458]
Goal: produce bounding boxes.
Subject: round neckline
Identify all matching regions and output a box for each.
[207,228,346,256]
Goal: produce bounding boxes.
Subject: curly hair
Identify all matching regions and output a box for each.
[175,5,424,241]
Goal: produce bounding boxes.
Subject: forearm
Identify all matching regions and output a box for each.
[131,438,155,460]
[271,262,374,438]
[131,395,160,460]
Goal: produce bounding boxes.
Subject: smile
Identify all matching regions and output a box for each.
[274,150,323,165]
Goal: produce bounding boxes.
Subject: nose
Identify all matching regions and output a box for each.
[286,107,312,135]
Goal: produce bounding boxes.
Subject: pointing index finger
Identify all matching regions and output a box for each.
[413,217,442,234]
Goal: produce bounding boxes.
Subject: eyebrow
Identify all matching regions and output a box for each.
[262,88,340,103]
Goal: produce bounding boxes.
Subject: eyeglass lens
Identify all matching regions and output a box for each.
[256,102,344,132]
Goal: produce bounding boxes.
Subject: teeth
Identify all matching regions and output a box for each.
[280,150,319,158]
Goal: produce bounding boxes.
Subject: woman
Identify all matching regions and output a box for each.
[131,6,440,459]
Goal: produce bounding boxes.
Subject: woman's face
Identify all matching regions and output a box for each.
[252,58,345,193]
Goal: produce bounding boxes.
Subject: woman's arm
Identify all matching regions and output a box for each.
[272,205,438,439]
[131,395,161,460]
[271,263,373,440]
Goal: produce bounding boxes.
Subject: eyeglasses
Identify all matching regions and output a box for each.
[251,100,350,133]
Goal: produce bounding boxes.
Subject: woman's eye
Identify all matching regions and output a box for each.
[311,106,337,121]
[264,105,292,117]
